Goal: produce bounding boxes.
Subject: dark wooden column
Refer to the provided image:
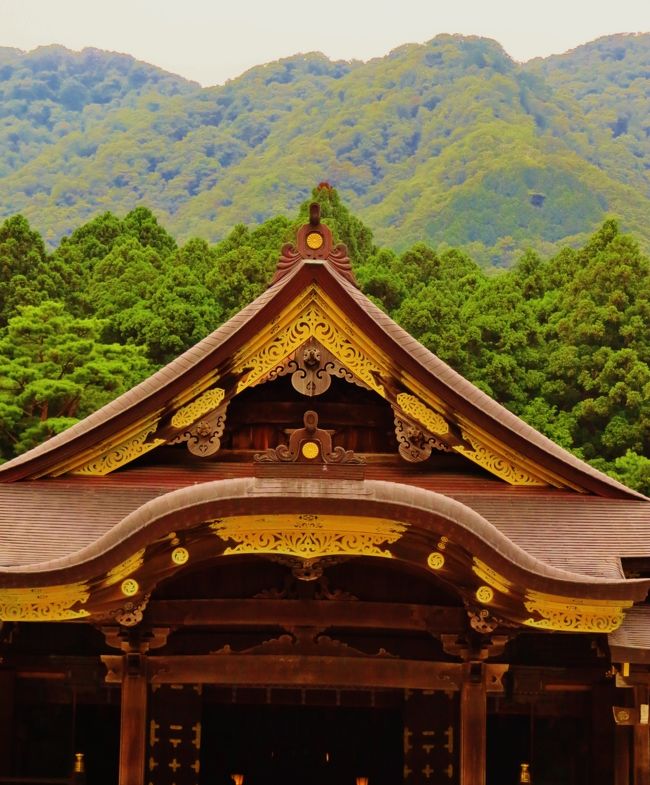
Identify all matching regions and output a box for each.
[119,650,148,785]
[592,684,616,785]
[615,725,631,785]
[460,662,487,785]
[0,670,15,777]
[634,686,650,785]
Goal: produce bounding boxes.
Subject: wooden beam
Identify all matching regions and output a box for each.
[146,599,467,632]
[460,663,487,785]
[103,652,508,694]
[118,653,147,785]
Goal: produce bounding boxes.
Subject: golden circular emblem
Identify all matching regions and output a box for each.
[306,231,324,250]
[121,578,139,597]
[427,552,445,570]
[618,710,630,722]
[301,441,320,459]
[171,547,189,565]
[476,585,494,604]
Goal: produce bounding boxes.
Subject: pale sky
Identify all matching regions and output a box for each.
[2,0,650,86]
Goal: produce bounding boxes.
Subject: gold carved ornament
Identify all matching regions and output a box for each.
[395,393,449,437]
[210,513,407,560]
[0,582,90,621]
[523,591,633,633]
[72,424,165,476]
[472,558,512,595]
[170,387,225,429]
[453,430,546,486]
[101,549,145,588]
[234,295,385,397]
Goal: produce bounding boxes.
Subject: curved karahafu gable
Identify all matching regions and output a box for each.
[0,204,642,499]
[0,479,648,631]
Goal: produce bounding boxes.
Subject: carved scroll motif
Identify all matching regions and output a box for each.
[395,393,449,437]
[523,592,631,633]
[263,338,369,397]
[255,410,364,464]
[454,431,547,486]
[110,594,151,628]
[235,303,384,396]
[170,387,225,429]
[394,412,451,463]
[170,403,228,457]
[72,423,165,476]
[0,583,90,621]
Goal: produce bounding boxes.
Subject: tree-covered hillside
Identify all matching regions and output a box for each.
[0,190,648,494]
[0,35,649,266]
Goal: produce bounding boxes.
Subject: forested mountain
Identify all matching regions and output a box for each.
[1,189,648,493]
[0,34,649,266]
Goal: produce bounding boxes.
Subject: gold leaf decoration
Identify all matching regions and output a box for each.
[103,549,145,587]
[475,585,494,604]
[454,431,546,486]
[171,387,225,429]
[523,592,631,633]
[211,513,407,559]
[472,558,512,595]
[427,552,445,570]
[235,303,384,396]
[395,394,449,437]
[0,583,90,621]
[72,425,165,476]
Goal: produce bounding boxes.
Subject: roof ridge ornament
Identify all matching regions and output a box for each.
[272,198,357,286]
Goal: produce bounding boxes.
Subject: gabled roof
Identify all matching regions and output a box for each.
[0,208,642,499]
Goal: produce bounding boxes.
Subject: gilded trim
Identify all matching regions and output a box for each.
[395,393,449,437]
[171,388,225,429]
[0,583,90,621]
[211,513,407,559]
[523,591,632,632]
[454,431,546,486]
[72,425,165,476]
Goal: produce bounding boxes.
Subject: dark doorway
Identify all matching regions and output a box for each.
[201,704,402,785]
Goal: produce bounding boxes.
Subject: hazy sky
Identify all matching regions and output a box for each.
[3,0,650,86]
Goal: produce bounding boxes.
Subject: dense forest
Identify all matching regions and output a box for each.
[0,34,650,266]
[0,187,648,494]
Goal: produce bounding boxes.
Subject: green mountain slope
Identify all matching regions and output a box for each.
[0,35,649,265]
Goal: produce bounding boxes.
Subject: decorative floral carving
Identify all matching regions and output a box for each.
[210,513,407,560]
[394,413,451,462]
[467,607,500,634]
[395,393,449,437]
[0,583,90,621]
[170,387,225,429]
[110,594,151,628]
[454,431,546,486]
[523,592,631,632]
[171,404,227,457]
[235,301,384,396]
[72,424,164,476]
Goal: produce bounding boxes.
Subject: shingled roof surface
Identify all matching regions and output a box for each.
[0,465,647,580]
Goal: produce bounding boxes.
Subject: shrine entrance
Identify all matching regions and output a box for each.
[200,700,403,785]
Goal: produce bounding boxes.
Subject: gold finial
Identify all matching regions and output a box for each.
[519,762,531,783]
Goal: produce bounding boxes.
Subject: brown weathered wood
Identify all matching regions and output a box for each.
[634,686,650,785]
[103,653,508,694]
[591,684,615,785]
[118,653,147,785]
[615,725,631,785]
[146,599,466,632]
[460,663,487,785]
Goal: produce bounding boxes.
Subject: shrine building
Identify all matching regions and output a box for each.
[1,203,650,785]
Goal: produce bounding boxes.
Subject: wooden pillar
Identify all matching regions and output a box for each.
[0,670,15,776]
[592,684,616,785]
[615,725,631,785]
[119,651,147,785]
[460,662,486,785]
[634,686,650,785]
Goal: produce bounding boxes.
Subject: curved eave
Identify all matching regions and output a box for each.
[0,479,647,608]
